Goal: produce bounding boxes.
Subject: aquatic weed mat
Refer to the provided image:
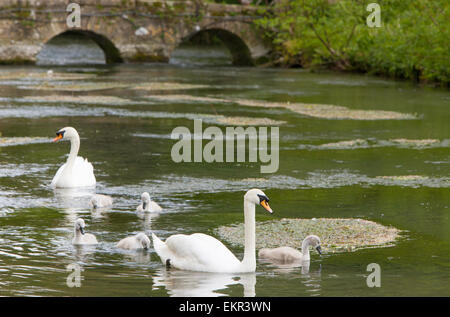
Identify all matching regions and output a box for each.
[294,138,449,150]
[21,82,210,92]
[18,82,130,91]
[0,71,95,81]
[144,94,231,104]
[216,218,401,253]
[230,98,418,120]
[0,137,51,147]
[18,95,140,106]
[140,94,418,120]
[133,82,209,91]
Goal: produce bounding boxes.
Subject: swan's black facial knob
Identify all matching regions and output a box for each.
[79,226,85,235]
[257,194,272,213]
[53,129,65,142]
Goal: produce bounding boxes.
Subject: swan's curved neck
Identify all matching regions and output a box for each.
[74,228,82,241]
[241,200,256,271]
[67,135,80,166]
[301,239,311,261]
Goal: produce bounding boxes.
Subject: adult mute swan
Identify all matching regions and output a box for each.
[90,194,113,209]
[116,233,151,250]
[258,235,321,264]
[51,127,96,188]
[136,192,162,212]
[152,188,273,273]
[72,218,98,245]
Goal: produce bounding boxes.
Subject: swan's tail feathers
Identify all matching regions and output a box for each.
[152,233,169,264]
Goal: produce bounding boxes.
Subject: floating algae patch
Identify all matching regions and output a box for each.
[388,139,442,148]
[0,105,284,126]
[0,71,95,81]
[216,218,401,253]
[214,116,284,126]
[18,82,130,91]
[376,175,429,181]
[19,95,138,106]
[144,94,230,104]
[0,105,104,119]
[142,95,416,120]
[134,82,209,91]
[241,178,269,182]
[229,99,417,120]
[295,139,448,150]
[372,175,446,188]
[0,137,52,147]
[107,109,285,126]
[317,139,370,149]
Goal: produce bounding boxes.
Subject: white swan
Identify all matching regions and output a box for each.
[258,235,321,264]
[136,192,162,212]
[72,218,98,245]
[90,194,113,209]
[152,188,273,273]
[51,127,96,188]
[116,233,151,250]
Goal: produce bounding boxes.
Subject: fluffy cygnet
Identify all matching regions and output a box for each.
[90,194,113,209]
[258,235,321,263]
[116,232,151,250]
[136,192,162,212]
[72,218,98,245]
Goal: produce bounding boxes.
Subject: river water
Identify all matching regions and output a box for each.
[0,38,449,296]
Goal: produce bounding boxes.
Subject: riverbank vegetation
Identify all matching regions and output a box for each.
[253,0,449,86]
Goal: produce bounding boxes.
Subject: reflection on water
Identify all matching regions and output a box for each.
[153,268,256,297]
[300,264,322,296]
[121,250,151,264]
[259,258,314,273]
[53,187,96,218]
[170,43,232,67]
[72,244,98,262]
[136,211,160,230]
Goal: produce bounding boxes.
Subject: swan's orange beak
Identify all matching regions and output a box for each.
[260,200,273,213]
[53,134,63,142]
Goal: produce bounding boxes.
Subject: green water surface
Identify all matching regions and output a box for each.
[0,46,449,296]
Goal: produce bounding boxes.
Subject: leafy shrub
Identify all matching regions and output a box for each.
[255,0,449,85]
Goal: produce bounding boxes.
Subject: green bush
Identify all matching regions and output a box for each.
[255,0,449,85]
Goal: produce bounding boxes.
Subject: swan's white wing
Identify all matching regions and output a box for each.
[162,233,242,272]
[72,156,96,187]
[51,163,66,188]
[52,156,96,188]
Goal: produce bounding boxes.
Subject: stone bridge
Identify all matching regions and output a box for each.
[0,0,271,66]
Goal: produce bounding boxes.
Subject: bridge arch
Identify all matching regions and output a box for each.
[0,1,270,65]
[178,28,254,66]
[38,30,123,64]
